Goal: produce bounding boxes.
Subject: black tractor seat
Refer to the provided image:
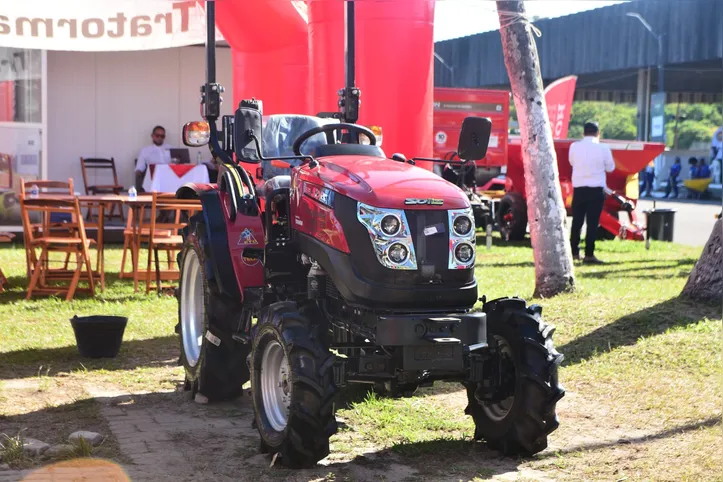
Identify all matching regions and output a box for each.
[313,144,385,158]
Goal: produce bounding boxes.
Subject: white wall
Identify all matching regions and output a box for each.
[47,46,234,191]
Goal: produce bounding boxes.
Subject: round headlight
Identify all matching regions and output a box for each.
[388,243,409,264]
[453,215,473,236]
[455,243,474,264]
[381,214,401,236]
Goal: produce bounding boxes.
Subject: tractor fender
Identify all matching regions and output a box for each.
[176,182,217,200]
[177,184,242,300]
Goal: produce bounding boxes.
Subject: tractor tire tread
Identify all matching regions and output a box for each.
[467,296,564,456]
[251,301,338,469]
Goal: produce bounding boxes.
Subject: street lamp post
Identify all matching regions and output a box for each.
[626,12,664,94]
[434,52,455,86]
[627,12,666,145]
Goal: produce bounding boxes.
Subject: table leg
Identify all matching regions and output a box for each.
[98,203,106,292]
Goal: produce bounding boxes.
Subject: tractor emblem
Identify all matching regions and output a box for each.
[405,198,444,206]
[238,228,258,245]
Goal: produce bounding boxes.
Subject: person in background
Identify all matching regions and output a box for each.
[665,157,681,199]
[696,158,711,179]
[688,157,699,179]
[135,126,171,191]
[641,160,655,197]
[711,127,722,183]
[568,121,615,264]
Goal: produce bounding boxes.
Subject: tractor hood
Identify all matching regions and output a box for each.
[298,156,470,210]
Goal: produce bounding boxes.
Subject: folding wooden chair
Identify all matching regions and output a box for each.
[19,178,76,277]
[80,157,125,221]
[20,197,95,301]
[0,231,14,292]
[134,192,201,294]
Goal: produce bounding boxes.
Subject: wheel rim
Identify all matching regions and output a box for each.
[180,249,204,367]
[260,340,291,432]
[482,336,515,422]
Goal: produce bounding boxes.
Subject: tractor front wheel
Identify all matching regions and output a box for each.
[177,223,250,402]
[250,302,338,468]
[465,297,565,456]
[497,193,527,241]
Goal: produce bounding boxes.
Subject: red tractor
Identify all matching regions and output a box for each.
[174,1,564,469]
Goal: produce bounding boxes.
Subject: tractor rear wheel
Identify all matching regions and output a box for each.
[497,193,527,241]
[597,225,617,240]
[465,297,564,456]
[250,301,338,468]
[177,222,250,402]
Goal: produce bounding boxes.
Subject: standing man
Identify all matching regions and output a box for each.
[135,126,171,191]
[665,157,681,199]
[568,121,615,264]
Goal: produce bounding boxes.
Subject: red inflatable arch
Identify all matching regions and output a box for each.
[213,0,436,163]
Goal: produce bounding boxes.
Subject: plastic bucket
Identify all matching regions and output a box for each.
[70,315,128,358]
[645,209,676,242]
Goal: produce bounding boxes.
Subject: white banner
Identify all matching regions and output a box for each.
[0,0,224,52]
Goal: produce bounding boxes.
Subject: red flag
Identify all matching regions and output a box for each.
[544,75,577,139]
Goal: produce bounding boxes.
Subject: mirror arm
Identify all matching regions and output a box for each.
[411,157,472,166]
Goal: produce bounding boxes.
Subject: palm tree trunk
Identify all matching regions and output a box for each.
[681,218,722,303]
[496,0,575,297]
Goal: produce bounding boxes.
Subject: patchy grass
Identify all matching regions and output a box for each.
[1,237,721,481]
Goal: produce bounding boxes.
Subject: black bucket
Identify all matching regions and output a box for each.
[70,315,128,358]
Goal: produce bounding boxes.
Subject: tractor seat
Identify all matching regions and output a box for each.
[313,143,386,158]
[256,175,291,198]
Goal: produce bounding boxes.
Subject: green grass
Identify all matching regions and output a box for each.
[1,236,721,480]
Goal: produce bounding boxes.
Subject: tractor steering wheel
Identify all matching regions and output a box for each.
[292,123,377,156]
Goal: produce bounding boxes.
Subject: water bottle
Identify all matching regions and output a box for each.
[128,185,137,200]
[196,151,202,164]
[30,184,39,199]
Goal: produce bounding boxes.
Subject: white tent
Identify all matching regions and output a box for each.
[0,0,223,52]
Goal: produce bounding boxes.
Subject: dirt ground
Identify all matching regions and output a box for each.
[3,375,719,482]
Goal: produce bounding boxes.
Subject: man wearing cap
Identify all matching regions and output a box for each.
[568,121,615,264]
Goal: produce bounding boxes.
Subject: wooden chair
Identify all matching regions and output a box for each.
[118,206,175,280]
[80,157,125,221]
[20,178,76,277]
[20,196,95,301]
[0,232,14,292]
[134,193,201,294]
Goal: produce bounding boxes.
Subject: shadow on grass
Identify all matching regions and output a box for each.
[558,297,720,366]
[576,258,698,280]
[0,335,178,380]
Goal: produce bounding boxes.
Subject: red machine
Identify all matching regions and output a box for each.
[499,137,666,241]
[433,88,509,183]
[174,1,564,469]
[432,84,666,241]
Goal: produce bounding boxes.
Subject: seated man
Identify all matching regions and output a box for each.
[135,125,171,191]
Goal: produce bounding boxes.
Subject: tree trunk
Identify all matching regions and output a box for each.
[496,0,575,297]
[681,218,722,303]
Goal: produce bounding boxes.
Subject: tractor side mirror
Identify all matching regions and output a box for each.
[458,116,492,161]
[182,121,210,147]
[234,99,263,164]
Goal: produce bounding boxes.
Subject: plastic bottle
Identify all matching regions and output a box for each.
[128,185,137,200]
[30,184,39,199]
[196,151,202,164]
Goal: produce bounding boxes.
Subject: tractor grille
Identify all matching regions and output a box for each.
[333,193,472,286]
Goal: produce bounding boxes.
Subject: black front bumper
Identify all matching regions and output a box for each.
[338,311,488,385]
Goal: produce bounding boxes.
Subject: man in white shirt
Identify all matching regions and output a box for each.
[568,121,616,264]
[135,125,171,191]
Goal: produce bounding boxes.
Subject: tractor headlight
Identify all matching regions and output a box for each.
[448,207,476,269]
[453,215,472,236]
[387,243,409,264]
[381,214,401,236]
[454,243,474,263]
[357,202,417,270]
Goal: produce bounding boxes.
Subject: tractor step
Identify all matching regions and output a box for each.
[232,333,250,344]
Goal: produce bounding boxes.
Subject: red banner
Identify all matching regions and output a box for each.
[544,75,577,139]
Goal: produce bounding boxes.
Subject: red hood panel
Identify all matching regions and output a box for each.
[297,156,470,210]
